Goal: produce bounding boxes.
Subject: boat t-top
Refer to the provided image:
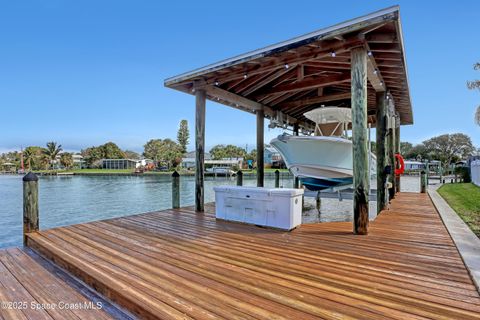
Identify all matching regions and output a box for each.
[271,107,376,191]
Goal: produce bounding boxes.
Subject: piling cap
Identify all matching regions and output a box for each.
[171,170,180,177]
[23,172,38,182]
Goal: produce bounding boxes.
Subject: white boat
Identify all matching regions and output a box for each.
[271,107,376,191]
[206,167,236,176]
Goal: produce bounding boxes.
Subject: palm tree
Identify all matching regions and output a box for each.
[60,153,74,170]
[23,148,35,171]
[43,142,63,170]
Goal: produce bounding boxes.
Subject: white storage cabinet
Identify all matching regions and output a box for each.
[213,186,304,230]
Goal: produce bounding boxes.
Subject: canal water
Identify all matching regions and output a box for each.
[0,174,421,248]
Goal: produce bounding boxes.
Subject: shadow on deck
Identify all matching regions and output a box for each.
[12,193,480,319]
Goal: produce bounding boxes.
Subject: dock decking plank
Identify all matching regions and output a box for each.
[0,248,114,320]
[26,192,480,319]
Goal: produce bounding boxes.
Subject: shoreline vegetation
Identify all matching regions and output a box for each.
[0,168,291,176]
[438,183,480,238]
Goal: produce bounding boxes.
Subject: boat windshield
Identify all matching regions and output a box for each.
[304,107,351,124]
[304,107,351,137]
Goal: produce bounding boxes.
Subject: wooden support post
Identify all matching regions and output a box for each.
[316,192,321,213]
[420,170,426,193]
[395,119,401,193]
[351,47,369,235]
[274,170,280,188]
[293,123,299,136]
[388,113,396,200]
[23,172,39,245]
[376,91,388,214]
[294,176,299,189]
[195,88,206,212]
[172,171,180,209]
[256,109,265,187]
[236,170,243,186]
[426,162,430,186]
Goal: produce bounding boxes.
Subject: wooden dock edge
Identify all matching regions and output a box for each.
[23,247,135,320]
[428,188,480,293]
[25,234,157,320]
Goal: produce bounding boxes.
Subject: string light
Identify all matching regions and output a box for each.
[214,80,219,86]
[330,51,336,57]
[284,63,289,69]
[368,51,373,56]
[243,74,248,79]
[373,69,378,75]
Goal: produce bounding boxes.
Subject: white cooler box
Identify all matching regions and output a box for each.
[213,186,304,230]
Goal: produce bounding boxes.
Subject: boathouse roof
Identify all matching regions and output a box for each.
[164,6,413,131]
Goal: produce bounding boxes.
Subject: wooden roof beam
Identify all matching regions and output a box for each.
[202,36,365,86]
[241,66,294,96]
[366,33,398,43]
[202,85,313,130]
[256,73,350,97]
[365,43,386,92]
[278,92,351,109]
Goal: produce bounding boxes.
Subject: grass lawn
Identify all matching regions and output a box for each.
[438,183,480,238]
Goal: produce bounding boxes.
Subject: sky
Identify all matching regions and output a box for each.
[0,0,479,154]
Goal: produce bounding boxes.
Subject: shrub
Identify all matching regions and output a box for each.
[455,166,471,183]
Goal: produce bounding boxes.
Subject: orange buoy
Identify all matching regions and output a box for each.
[395,154,405,176]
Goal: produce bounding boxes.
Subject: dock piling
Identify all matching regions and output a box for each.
[274,170,280,188]
[172,171,180,209]
[420,171,426,193]
[316,192,321,213]
[293,176,299,189]
[236,170,243,186]
[256,109,265,187]
[351,47,369,235]
[195,86,206,212]
[376,91,388,214]
[23,172,39,245]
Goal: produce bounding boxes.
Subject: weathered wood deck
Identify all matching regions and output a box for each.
[23,193,480,319]
[0,248,116,320]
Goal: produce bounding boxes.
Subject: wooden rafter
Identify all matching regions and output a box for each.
[278,92,351,108]
[255,73,350,97]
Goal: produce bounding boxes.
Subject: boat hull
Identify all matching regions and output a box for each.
[271,135,375,191]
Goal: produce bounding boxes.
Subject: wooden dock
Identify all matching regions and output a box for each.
[14,192,479,319]
[0,248,120,319]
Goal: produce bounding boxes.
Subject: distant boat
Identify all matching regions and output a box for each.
[271,107,376,191]
[206,167,236,176]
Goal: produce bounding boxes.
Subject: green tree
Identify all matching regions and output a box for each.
[43,142,62,169]
[23,146,44,170]
[143,139,164,162]
[177,120,190,154]
[81,142,125,168]
[144,139,183,168]
[81,146,103,167]
[101,142,126,159]
[210,144,246,160]
[245,149,257,161]
[467,62,480,125]
[124,150,140,160]
[60,153,74,169]
[400,142,413,156]
[423,133,475,168]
